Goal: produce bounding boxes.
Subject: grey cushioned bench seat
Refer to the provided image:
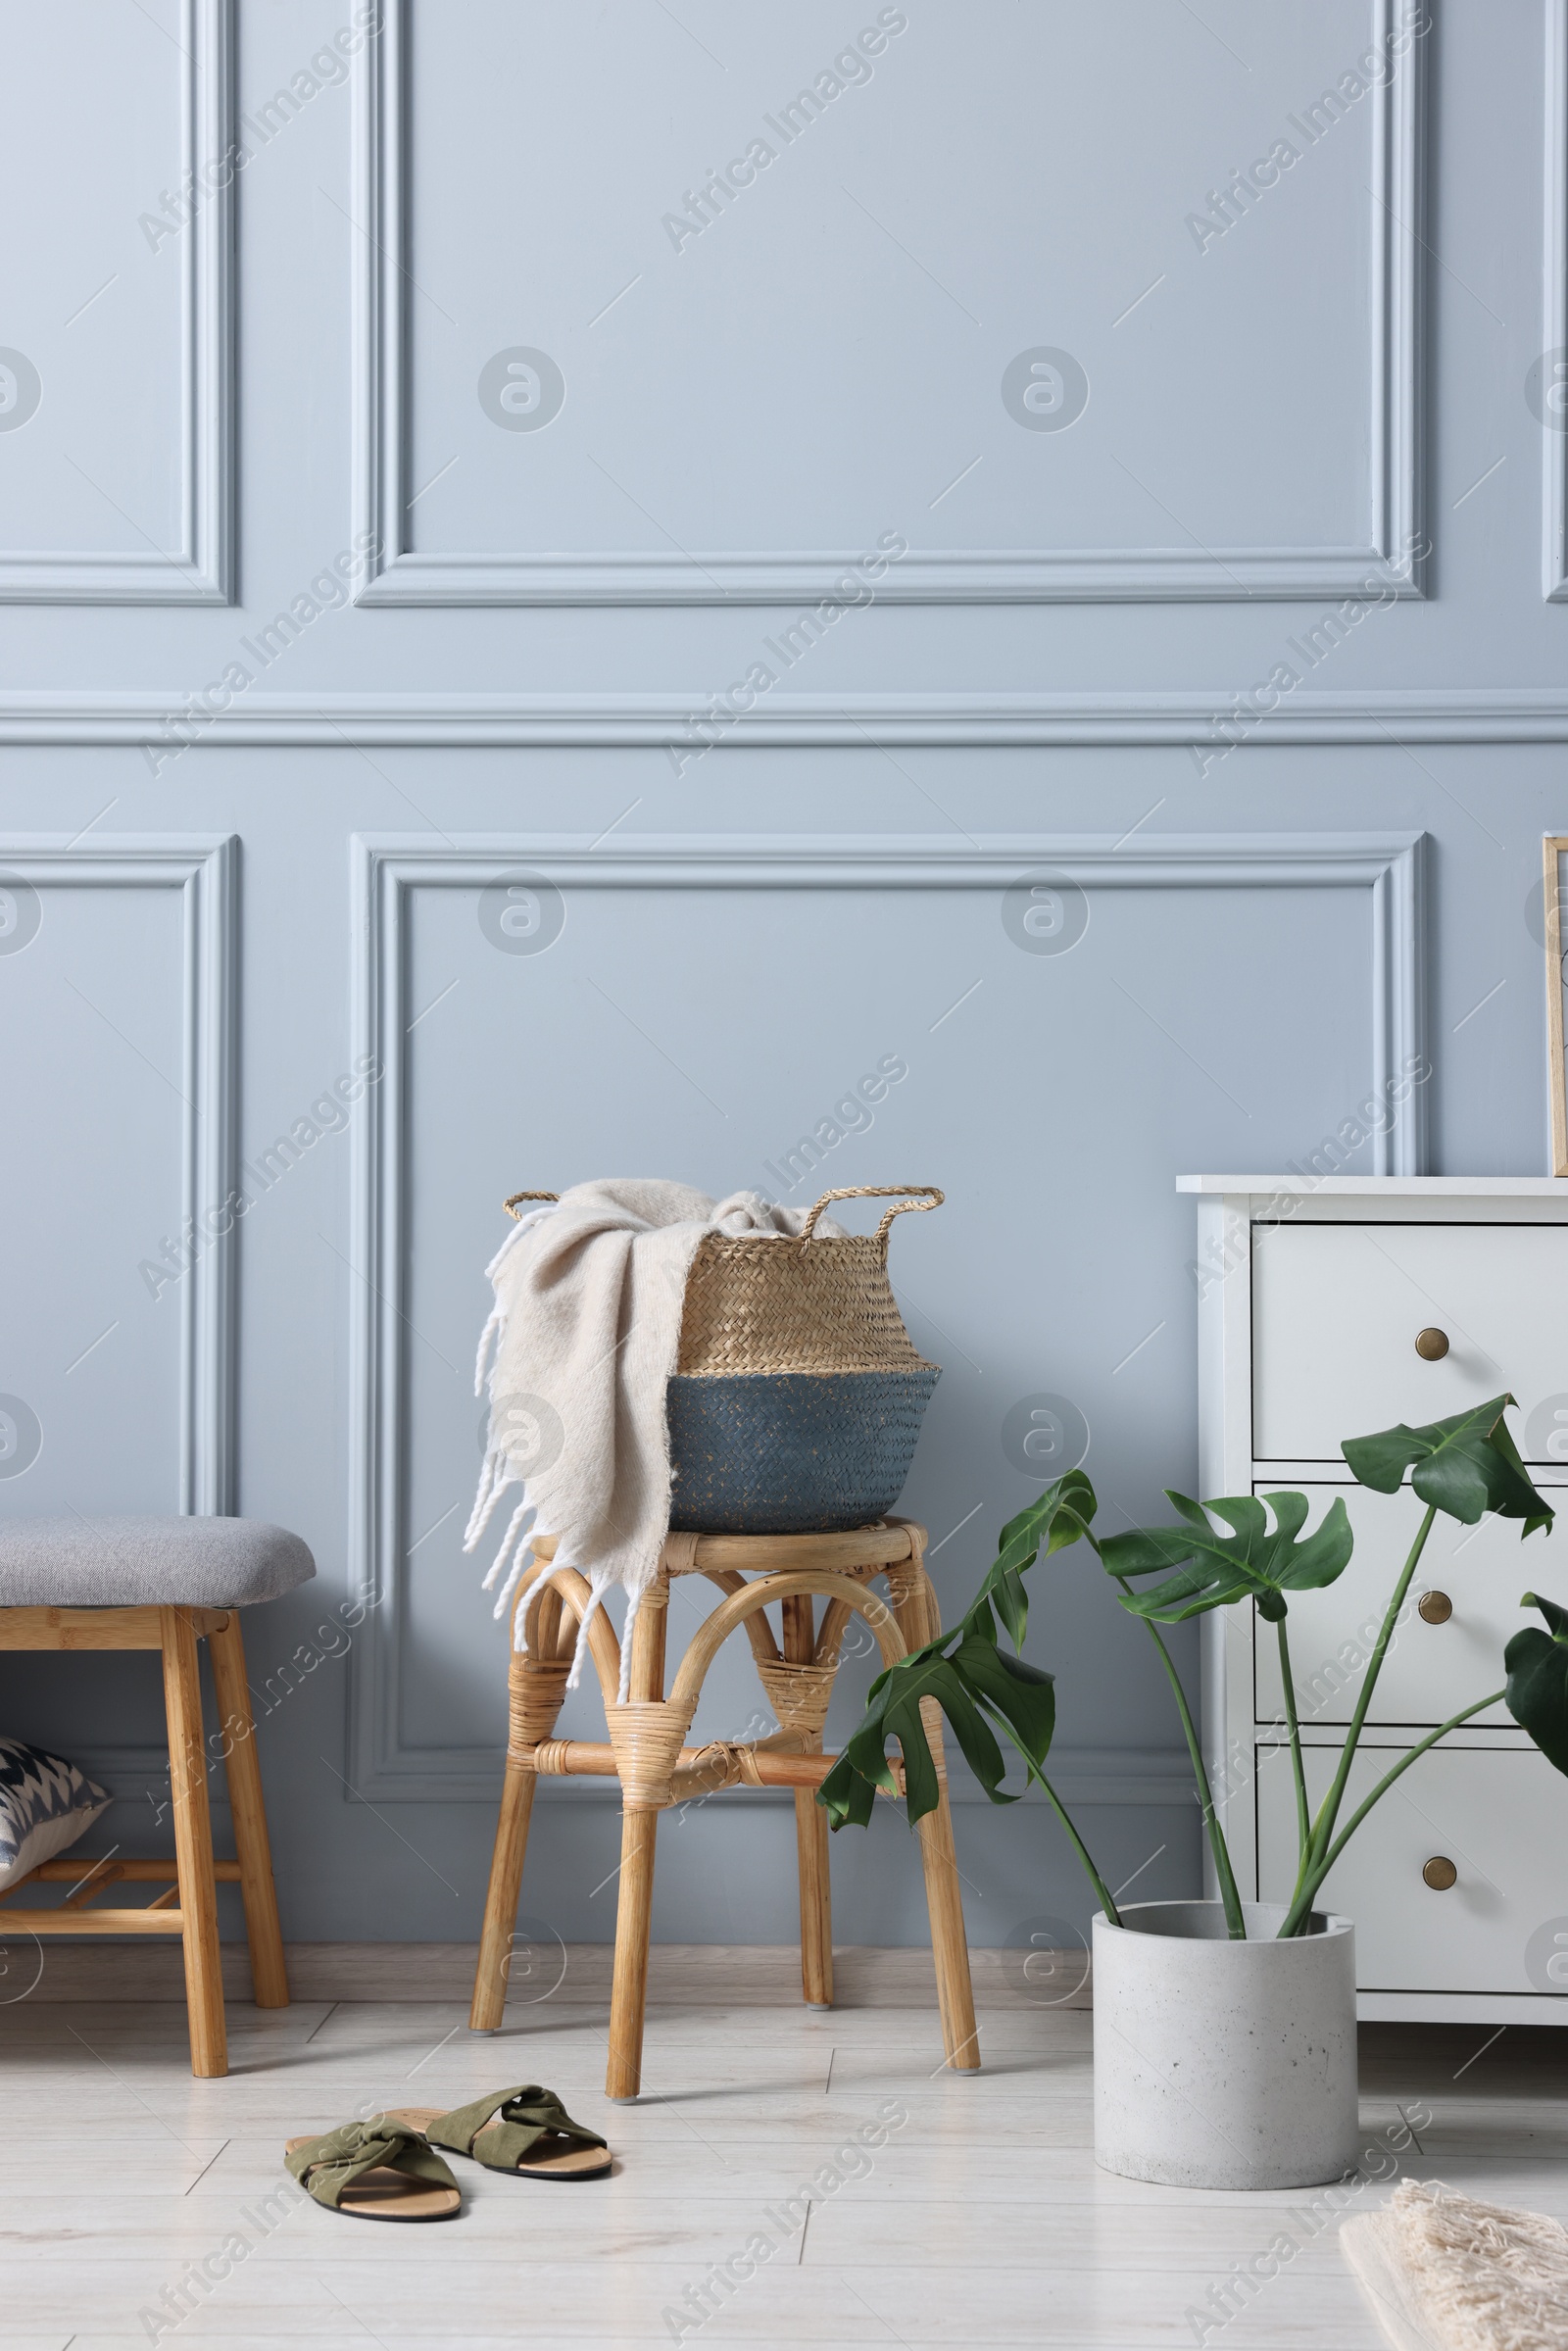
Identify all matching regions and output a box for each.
[0,1517,316,1608]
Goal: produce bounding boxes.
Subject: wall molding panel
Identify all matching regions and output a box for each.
[5,688,1568,748]
[0,0,233,604]
[347,829,1425,1800]
[352,0,1423,607]
[1545,0,1568,598]
[0,835,237,1795]
[0,835,237,1514]
[1370,0,1424,594]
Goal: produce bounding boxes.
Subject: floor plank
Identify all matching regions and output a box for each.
[3,1996,1565,2346]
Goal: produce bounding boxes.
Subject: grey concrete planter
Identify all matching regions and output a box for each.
[1092,1899,1358,2190]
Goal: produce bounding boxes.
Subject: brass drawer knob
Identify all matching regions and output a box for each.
[1422,1856,1458,1891]
[1414,1328,1450,1361]
[1418,1591,1453,1625]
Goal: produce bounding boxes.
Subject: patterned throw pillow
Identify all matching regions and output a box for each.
[0,1736,110,1890]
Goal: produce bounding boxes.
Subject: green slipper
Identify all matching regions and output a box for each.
[284,2117,462,2220]
[387,2084,612,2180]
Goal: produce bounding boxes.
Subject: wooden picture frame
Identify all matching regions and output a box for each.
[1546,836,1568,1175]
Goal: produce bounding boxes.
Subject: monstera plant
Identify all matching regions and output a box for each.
[819,1395,1568,1939]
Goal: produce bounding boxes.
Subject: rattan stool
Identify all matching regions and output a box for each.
[469,1517,979,2100]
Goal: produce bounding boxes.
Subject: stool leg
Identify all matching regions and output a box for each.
[607,1810,658,2101]
[890,1541,980,2074]
[606,1575,667,2102]
[915,1781,980,2073]
[471,1765,537,2033]
[161,1605,227,2079]
[784,1593,833,2009]
[471,1585,566,2033]
[207,1611,289,2009]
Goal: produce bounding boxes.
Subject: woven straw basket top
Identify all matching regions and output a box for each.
[502,1184,942,1379]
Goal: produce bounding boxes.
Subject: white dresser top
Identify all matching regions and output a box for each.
[1177,1176,1568,1196]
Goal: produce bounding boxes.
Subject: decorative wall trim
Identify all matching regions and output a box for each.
[1374,0,1425,590]
[1546,0,1568,598]
[351,0,1422,606]
[348,829,1425,1799]
[4,688,1568,747]
[0,0,233,603]
[0,837,237,1515]
[24,1941,1087,2004]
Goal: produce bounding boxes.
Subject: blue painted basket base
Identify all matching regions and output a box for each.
[666,1369,940,1535]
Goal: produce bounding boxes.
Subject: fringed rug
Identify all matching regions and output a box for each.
[1343,2180,1568,2350]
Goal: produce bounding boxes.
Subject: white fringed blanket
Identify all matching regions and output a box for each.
[465,1178,841,1694]
[1343,2180,1568,2350]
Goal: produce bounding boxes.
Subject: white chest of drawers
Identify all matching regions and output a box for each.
[1179,1177,1568,2024]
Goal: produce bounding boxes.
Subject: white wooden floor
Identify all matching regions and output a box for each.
[3,1986,1566,2348]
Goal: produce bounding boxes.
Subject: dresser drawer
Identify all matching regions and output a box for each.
[1251,1223,1568,1461]
[1257,1744,1568,1994]
[1251,1482,1526,1730]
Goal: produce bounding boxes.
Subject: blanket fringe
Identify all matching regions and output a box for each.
[565,1564,612,1690]
[493,1539,535,1624]
[614,1590,637,1705]
[464,1453,509,1552]
[481,1494,532,1597]
[472,1303,502,1398]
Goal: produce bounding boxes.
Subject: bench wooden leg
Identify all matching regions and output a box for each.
[785,1593,833,2009]
[161,1605,227,2079]
[208,1611,289,2009]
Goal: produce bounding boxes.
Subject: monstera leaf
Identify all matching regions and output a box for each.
[817,1636,1055,1830]
[1506,1592,1568,1775]
[969,1469,1097,1649]
[818,1470,1091,1830]
[1100,1491,1354,1624]
[1342,1396,1554,1535]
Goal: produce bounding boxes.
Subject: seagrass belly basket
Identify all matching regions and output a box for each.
[667,1184,942,1533]
[501,1183,943,1535]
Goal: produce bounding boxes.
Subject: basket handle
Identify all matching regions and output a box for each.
[503,1185,945,1245]
[504,1191,560,1220]
[798,1185,944,1248]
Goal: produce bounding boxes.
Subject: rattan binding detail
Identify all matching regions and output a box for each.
[605,1701,696,1811]
[507,1655,571,1757]
[756,1658,837,1739]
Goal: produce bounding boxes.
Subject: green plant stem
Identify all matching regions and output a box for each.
[1303,1501,1437,1881]
[1275,1616,1310,1869]
[1117,1580,1246,1939]
[1030,1761,1122,1928]
[980,1701,1122,1926]
[1279,1687,1504,1937]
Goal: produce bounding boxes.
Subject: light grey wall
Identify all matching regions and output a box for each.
[0,0,1561,1953]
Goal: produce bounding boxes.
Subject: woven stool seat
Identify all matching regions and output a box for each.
[469,1518,978,2101]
